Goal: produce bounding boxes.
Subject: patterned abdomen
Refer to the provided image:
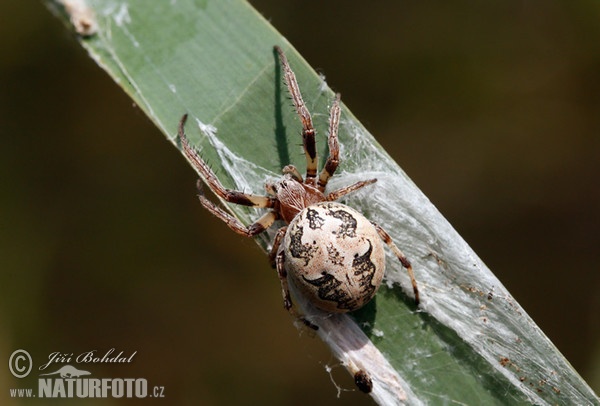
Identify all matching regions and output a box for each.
[282,202,385,313]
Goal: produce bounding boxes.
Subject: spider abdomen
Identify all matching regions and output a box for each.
[282,201,386,313]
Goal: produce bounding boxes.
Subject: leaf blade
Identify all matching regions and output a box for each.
[49,0,600,404]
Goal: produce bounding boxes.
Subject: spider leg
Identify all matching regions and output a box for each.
[275,46,318,186]
[178,114,274,209]
[270,227,318,330]
[268,226,287,267]
[372,222,420,305]
[197,180,278,237]
[318,93,341,191]
[268,227,295,312]
[326,179,377,201]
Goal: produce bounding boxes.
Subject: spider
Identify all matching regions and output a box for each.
[178,46,419,317]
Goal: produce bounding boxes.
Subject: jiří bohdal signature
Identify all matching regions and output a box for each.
[38,348,137,371]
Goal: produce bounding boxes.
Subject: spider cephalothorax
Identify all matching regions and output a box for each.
[178,46,419,316]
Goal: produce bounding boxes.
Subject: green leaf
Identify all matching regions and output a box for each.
[48,0,600,404]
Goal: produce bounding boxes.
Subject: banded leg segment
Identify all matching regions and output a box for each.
[268,227,287,267]
[275,246,318,329]
[179,114,277,237]
[326,179,377,202]
[275,254,293,312]
[196,180,277,237]
[275,46,318,185]
[268,226,293,311]
[269,227,318,329]
[372,222,420,305]
[178,114,275,209]
[318,93,341,191]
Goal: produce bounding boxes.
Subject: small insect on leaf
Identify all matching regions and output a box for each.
[354,369,373,393]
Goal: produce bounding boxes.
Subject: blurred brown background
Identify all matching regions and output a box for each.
[1,1,599,405]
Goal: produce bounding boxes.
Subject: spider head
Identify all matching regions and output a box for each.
[268,174,326,223]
